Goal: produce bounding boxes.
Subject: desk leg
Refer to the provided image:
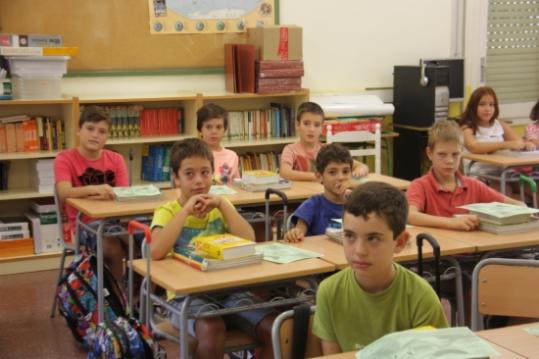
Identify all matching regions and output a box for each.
[383,137,394,176]
[75,212,82,255]
[180,296,193,359]
[96,221,106,324]
[500,169,508,195]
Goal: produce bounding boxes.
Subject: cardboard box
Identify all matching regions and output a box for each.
[247,26,302,61]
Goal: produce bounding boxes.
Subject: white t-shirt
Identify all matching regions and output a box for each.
[464,119,505,176]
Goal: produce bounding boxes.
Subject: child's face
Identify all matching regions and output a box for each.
[426,140,462,180]
[200,117,226,148]
[317,161,352,200]
[77,121,109,153]
[342,211,408,292]
[476,94,496,125]
[296,112,323,145]
[173,156,213,202]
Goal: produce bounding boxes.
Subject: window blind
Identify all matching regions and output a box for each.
[486,0,539,103]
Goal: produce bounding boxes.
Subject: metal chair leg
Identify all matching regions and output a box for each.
[50,248,68,318]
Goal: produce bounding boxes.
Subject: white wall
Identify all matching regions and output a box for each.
[62,0,455,97]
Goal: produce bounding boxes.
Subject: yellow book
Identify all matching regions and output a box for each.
[194,233,256,260]
[42,47,79,56]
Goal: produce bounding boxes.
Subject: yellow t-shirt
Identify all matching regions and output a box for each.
[151,198,230,252]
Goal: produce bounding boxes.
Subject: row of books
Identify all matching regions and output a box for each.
[94,106,184,139]
[0,115,65,153]
[239,152,281,173]
[226,104,295,141]
[141,144,172,182]
[173,234,262,271]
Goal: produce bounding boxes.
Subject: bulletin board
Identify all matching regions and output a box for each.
[0,0,279,74]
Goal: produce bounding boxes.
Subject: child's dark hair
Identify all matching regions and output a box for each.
[79,105,112,128]
[459,86,499,133]
[530,100,539,123]
[197,103,228,132]
[296,101,324,122]
[315,143,353,173]
[170,138,214,175]
[344,182,408,238]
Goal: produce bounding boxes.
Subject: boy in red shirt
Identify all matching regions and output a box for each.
[54,105,129,280]
[407,119,523,231]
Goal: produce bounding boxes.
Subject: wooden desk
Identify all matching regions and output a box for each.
[477,322,539,358]
[131,256,334,358]
[462,152,539,194]
[130,256,335,295]
[288,226,476,270]
[424,227,539,253]
[66,174,410,218]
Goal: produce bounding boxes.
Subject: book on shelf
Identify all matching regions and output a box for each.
[0,33,63,47]
[0,46,77,56]
[141,144,172,182]
[173,246,263,271]
[0,229,30,240]
[0,162,10,190]
[25,211,62,253]
[479,217,539,234]
[111,184,162,202]
[239,152,281,173]
[194,233,256,260]
[0,219,29,233]
[458,202,539,225]
[31,198,57,214]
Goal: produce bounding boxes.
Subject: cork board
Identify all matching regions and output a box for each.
[0,0,261,72]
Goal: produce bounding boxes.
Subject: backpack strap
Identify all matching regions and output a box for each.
[291,304,311,359]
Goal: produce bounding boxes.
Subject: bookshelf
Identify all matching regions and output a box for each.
[0,90,308,263]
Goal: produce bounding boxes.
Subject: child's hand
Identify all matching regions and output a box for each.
[505,139,525,151]
[283,228,304,242]
[525,141,537,151]
[352,163,369,177]
[184,194,221,218]
[335,179,356,198]
[88,184,115,200]
[447,214,480,231]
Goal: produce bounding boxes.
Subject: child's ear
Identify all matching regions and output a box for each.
[393,230,410,254]
[425,146,434,161]
[172,172,180,188]
[315,171,323,183]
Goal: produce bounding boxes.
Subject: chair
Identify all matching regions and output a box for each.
[471,258,539,331]
[326,122,382,174]
[50,188,80,317]
[271,305,322,359]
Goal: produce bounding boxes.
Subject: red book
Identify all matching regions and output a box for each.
[0,124,6,152]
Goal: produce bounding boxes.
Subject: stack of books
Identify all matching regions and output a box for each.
[30,159,54,193]
[26,198,62,254]
[173,233,262,271]
[111,184,162,202]
[239,170,291,192]
[256,60,303,94]
[0,33,77,56]
[459,202,539,234]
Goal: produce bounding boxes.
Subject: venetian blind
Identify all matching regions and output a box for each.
[486,0,539,103]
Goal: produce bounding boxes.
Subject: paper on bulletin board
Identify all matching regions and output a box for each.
[148,0,277,34]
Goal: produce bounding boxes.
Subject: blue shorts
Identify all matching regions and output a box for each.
[168,292,275,337]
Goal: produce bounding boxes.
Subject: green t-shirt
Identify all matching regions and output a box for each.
[312,263,448,352]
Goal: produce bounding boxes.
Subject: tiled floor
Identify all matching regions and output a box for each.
[0,269,179,358]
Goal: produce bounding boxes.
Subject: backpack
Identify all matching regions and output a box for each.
[56,251,127,349]
[89,317,155,359]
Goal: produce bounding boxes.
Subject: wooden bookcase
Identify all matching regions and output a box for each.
[0,89,309,264]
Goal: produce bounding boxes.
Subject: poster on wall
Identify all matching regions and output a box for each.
[148,0,277,34]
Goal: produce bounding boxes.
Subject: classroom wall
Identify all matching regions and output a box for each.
[61,0,454,97]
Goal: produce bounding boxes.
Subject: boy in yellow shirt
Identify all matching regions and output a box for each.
[150,138,275,359]
[313,182,448,354]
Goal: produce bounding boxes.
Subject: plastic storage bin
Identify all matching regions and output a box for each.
[6,56,69,99]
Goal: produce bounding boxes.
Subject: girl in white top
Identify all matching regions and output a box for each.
[460,86,536,177]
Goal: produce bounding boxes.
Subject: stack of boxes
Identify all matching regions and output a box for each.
[247,25,304,94]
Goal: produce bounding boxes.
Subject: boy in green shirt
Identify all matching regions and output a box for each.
[312,182,448,354]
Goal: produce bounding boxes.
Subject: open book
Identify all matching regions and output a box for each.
[111,184,162,202]
[356,327,498,359]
